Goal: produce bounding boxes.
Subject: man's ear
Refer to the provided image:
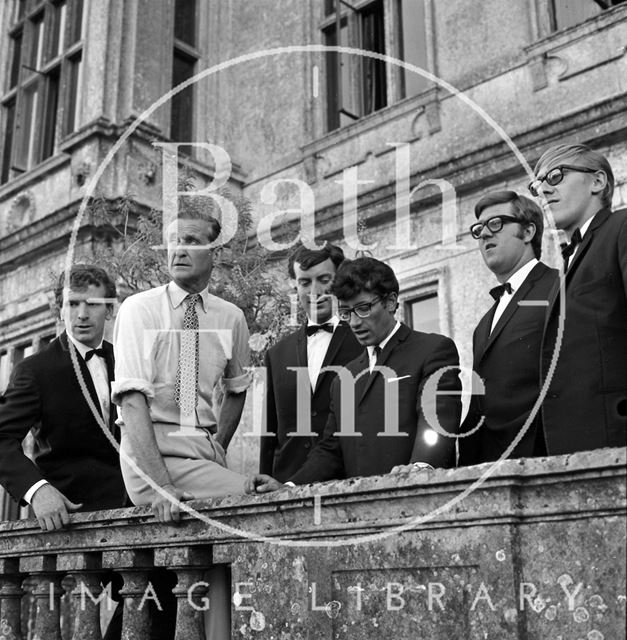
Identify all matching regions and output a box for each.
[590,170,607,197]
[105,305,114,320]
[523,222,537,244]
[385,292,399,312]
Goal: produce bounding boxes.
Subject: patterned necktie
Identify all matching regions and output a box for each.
[561,228,582,271]
[174,294,200,416]
[489,282,513,301]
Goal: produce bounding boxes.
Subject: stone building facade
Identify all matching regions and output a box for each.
[0,0,626,519]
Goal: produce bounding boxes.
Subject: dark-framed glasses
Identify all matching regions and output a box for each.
[528,164,598,197]
[338,296,384,321]
[469,215,524,240]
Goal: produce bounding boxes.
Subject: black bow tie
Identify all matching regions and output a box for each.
[85,348,107,361]
[561,228,582,263]
[306,323,334,336]
[489,282,513,301]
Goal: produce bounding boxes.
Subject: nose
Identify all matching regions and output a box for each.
[348,311,362,330]
[479,223,494,239]
[77,301,89,318]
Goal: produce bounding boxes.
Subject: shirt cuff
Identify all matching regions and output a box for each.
[24,479,49,504]
[111,379,155,406]
[284,481,296,488]
[222,371,252,394]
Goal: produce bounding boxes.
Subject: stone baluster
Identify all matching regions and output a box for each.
[56,552,105,640]
[0,558,24,640]
[19,555,62,640]
[102,549,152,640]
[154,547,211,640]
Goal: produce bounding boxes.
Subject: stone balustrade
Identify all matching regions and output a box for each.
[0,448,625,639]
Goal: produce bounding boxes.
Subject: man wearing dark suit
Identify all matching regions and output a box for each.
[0,264,125,532]
[250,257,461,490]
[459,191,558,465]
[260,243,363,481]
[530,143,627,452]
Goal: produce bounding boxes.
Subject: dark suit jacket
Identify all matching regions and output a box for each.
[260,323,363,481]
[0,333,126,510]
[541,207,627,453]
[290,323,462,484]
[460,262,558,465]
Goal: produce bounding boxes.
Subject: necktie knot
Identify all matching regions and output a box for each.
[85,347,106,361]
[561,228,582,262]
[306,323,334,336]
[489,282,513,301]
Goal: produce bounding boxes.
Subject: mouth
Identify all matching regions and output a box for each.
[483,242,496,251]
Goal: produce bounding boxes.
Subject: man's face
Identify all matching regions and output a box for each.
[533,158,603,235]
[477,202,534,281]
[339,290,397,346]
[293,258,337,323]
[167,218,215,293]
[62,284,111,348]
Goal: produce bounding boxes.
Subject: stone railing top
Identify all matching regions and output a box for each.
[0,448,624,557]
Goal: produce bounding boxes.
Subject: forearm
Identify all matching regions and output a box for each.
[119,392,171,488]
[216,391,246,449]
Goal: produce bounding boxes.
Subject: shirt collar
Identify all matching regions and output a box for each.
[579,214,596,239]
[501,258,538,293]
[367,320,401,358]
[67,333,104,359]
[167,281,210,313]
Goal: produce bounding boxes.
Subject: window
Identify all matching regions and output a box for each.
[0,350,11,393]
[1,0,84,185]
[549,0,626,31]
[322,0,429,131]
[405,293,439,334]
[170,0,198,144]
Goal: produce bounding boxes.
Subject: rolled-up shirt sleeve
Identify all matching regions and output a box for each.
[221,310,252,394]
[112,296,156,406]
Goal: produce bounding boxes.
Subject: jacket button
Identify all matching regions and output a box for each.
[304,442,311,449]
[312,410,318,417]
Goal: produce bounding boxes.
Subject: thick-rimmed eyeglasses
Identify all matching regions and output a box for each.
[338,296,384,321]
[528,164,598,197]
[469,215,524,240]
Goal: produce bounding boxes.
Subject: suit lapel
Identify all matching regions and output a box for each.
[358,324,410,404]
[475,304,496,361]
[296,325,308,370]
[313,323,348,395]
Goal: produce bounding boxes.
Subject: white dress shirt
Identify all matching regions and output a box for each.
[307,316,340,389]
[490,258,539,332]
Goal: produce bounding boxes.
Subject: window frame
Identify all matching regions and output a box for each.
[1,0,85,185]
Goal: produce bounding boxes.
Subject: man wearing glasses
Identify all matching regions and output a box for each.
[249,257,462,491]
[459,191,557,465]
[530,143,627,453]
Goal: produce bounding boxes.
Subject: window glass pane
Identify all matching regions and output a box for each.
[0,352,10,393]
[552,0,602,30]
[41,67,59,160]
[360,0,386,115]
[407,295,439,334]
[171,50,195,141]
[16,0,27,22]
[46,0,67,61]
[9,31,23,89]
[15,81,39,169]
[398,0,429,98]
[29,12,45,71]
[324,25,339,131]
[324,0,335,16]
[64,51,81,134]
[174,0,196,46]
[1,101,16,184]
[67,0,84,46]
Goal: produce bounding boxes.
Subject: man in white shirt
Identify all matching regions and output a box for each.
[0,264,125,530]
[112,207,251,523]
[460,191,557,465]
[531,143,627,453]
[259,243,363,481]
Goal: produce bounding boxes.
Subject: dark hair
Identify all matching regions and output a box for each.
[331,257,399,301]
[534,143,614,208]
[176,195,222,242]
[474,190,545,259]
[54,264,117,308]
[288,242,345,278]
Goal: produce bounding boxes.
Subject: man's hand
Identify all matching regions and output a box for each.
[391,462,435,474]
[31,484,82,531]
[151,484,194,524]
[245,474,285,494]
